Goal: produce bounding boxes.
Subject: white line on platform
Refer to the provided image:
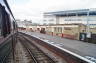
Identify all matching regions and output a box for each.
[32,35,95,63]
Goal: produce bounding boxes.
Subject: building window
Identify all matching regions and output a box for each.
[54,27,62,33]
[64,18,83,21]
[43,20,47,21]
[49,19,54,21]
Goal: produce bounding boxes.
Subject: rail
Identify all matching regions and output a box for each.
[18,37,38,63]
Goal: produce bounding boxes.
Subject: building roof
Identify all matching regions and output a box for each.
[44,9,96,16]
[35,23,86,26]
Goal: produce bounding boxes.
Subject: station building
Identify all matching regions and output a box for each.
[41,9,96,40]
[19,9,96,40]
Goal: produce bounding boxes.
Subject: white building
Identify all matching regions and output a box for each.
[43,9,96,28]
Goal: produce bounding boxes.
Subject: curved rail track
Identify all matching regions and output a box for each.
[18,34,56,63]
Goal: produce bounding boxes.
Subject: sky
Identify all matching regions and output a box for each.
[7,0,96,24]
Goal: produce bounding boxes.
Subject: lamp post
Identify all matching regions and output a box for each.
[86,9,90,38]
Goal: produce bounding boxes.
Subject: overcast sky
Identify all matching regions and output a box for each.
[8,0,96,23]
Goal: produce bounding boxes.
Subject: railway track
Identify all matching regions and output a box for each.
[18,34,56,63]
[5,34,56,63]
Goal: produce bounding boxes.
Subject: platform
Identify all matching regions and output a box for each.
[21,31,96,60]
